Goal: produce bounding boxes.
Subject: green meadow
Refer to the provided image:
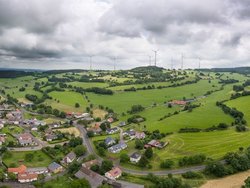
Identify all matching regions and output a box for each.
[226,95,250,124]
[86,80,218,114]
[46,90,88,112]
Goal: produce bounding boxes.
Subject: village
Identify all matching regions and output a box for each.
[0,98,186,187]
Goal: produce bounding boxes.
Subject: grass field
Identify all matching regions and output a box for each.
[69,81,109,88]
[226,95,250,124]
[86,80,219,114]
[46,90,88,112]
[3,150,52,167]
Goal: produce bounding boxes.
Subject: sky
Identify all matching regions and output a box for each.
[0,0,250,70]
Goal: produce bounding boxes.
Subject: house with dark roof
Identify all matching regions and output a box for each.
[62,151,76,164]
[145,140,168,149]
[123,129,136,139]
[106,127,119,134]
[118,121,126,127]
[108,143,127,153]
[75,166,106,188]
[105,137,116,146]
[45,133,58,142]
[48,162,63,174]
[130,152,141,163]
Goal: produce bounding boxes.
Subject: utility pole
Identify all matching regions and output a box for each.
[152,50,158,66]
[148,55,152,66]
[181,53,184,70]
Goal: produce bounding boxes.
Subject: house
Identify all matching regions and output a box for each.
[62,151,76,164]
[118,121,126,127]
[26,167,48,174]
[106,127,119,134]
[135,132,146,139]
[48,162,63,174]
[145,140,168,149]
[88,123,102,135]
[8,165,27,175]
[107,118,114,123]
[105,167,122,180]
[135,117,144,123]
[16,133,35,146]
[168,100,187,106]
[0,123,4,129]
[130,152,141,163]
[18,172,38,183]
[45,134,58,142]
[82,159,99,169]
[105,137,116,146]
[123,129,136,139]
[108,143,127,153]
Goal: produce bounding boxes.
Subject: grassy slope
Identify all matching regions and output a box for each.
[226,95,250,124]
[86,80,218,114]
[45,90,88,112]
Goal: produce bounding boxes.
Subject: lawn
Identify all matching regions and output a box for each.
[45,90,88,112]
[3,150,52,167]
[226,95,250,124]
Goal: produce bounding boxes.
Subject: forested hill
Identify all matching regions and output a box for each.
[130,66,165,73]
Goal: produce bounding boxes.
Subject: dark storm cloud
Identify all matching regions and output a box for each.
[0,0,68,34]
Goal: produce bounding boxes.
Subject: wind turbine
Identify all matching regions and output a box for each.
[152,50,159,66]
[181,53,184,70]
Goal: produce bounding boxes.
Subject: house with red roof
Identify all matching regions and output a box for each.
[8,165,27,175]
[105,167,122,180]
[18,172,38,183]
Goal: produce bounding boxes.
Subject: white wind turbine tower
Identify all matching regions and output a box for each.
[181,53,184,70]
[152,50,159,66]
[89,55,93,71]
